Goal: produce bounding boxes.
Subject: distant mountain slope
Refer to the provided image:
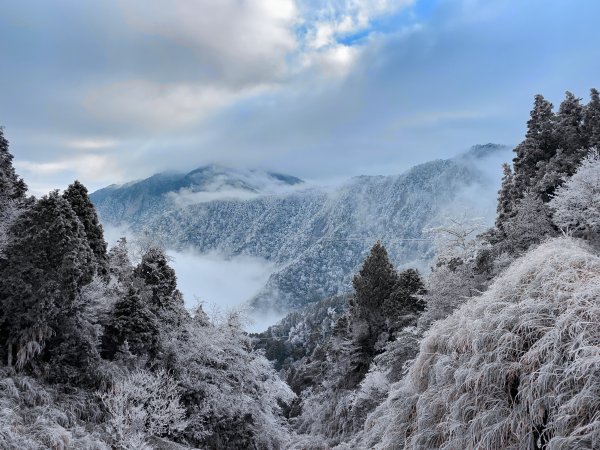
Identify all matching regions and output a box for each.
[91,144,510,310]
[91,165,303,223]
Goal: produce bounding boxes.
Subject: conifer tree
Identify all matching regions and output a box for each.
[383,268,426,332]
[495,163,515,232]
[0,127,28,258]
[349,241,399,355]
[0,191,95,370]
[533,92,590,200]
[102,286,160,359]
[556,91,585,151]
[108,237,133,285]
[584,88,600,148]
[63,180,108,275]
[512,95,557,198]
[133,247,187,329]
[502,191,556,253]
[0,127,27,201]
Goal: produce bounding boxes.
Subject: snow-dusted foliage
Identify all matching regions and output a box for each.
[354,238,600,449]
[254,295,348,371]
[501,191,556,253]
[419,217,489,326]
[0,200,21,258]
[164,312,295,448]
[91,146,507,310]
[289,326,422,448]
[550,149,600,235]
[287,244,426,447]
[0,369,109,450]
[100,369,186,449]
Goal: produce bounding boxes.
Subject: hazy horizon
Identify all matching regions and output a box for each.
[2,0,600,196]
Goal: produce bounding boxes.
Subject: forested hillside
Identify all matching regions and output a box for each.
[0,128,294,449]
[91,145,508,310]
[277,89,600,449]
[1,88,600,449]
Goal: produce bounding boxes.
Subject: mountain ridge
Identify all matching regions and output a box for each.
[91,144,511,311]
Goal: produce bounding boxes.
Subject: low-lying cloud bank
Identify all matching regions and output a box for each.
[104,225,285,332]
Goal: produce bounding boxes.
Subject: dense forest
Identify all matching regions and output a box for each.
[1,88,600,449]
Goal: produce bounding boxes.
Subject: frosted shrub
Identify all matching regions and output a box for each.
[163,312,295,449]
[550,149,600,235]
[100,369,186,449]
[355,238,600,449]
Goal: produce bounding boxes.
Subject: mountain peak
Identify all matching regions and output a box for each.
[460,143,511,160]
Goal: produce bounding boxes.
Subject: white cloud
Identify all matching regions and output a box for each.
[169,188,261,207]
[302,44,360,76]
[302,0,415,49]
[81,0,413,132]
[84,80,271,130]
[64,137,119,150]
[166,168,309,207]
[168,249,281,331]
[15,154,122,183]
[119,0,299,85]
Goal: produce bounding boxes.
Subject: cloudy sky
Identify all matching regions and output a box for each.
[1,0,600,195]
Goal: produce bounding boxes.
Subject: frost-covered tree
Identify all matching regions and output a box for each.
[534,92,589,199]
[63,180,108,275]
[512,94,557,198]
[502,191,556,253]
[556,91,586,152]
[107,237,134,299]
[495,163,515,232]
[584,88,600,148]
[420,217,489,327]
[100,369,187,449]
[290,249,427,446]
[348,241,399,356]
[133,247,187,329]
[0,200,21,259]
[102,285,161,360]
[0,127,28,259]
[0,127,27,202]
[549,149,600,236]
[164,311,294,448]
[382,269,425,333]
[508,91,599,205]
[0,191,96,374]
[353,238,600,450]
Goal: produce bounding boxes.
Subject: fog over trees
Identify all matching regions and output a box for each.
[1,89,600,449]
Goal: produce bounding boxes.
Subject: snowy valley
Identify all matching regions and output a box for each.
[1,89,600,449]
[90,144,509,315]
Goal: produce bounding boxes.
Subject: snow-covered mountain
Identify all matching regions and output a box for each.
[91,144,511,310]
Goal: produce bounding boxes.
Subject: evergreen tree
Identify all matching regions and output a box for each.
[556,91,585,152]
[108,237,133,285]
[0,127,29,258]
[383,268,426,333]
[348,241,399,356]
[512,95,557,198]
[133,247,187,328]
[495,163,515,232]
[502,191,556,253]
[534,92,588,199]
[102,285,160,359]
[584,88,600,148]
[63,180,108,275]
[0,127,27,201]
[0,191,95,370]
